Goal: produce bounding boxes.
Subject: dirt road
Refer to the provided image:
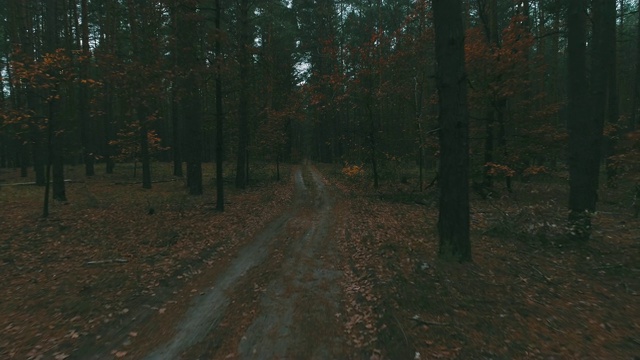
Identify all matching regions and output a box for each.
[143,165,347,359]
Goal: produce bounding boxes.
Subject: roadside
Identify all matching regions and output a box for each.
[0,163,294,359]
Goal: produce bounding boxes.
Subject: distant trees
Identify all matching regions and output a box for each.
[0,0,638,242]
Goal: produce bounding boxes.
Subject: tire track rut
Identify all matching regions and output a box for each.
[144,165,346,359]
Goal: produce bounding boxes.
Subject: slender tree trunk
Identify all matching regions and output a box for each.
[483,110,494,188]
[126,0,152,189]
[171,88,183,177]
[101,0,116,174]
[139,119,151,189]
[235,0,250,189]
[630,0,640,130]
[171,4,183,177]
[103,80,115,174]
[79,0,94,176]
[433,0,471,262]
[602,0,619,185]
[215,0,225,211]
[46,0,67,202]
[367,101,379,189]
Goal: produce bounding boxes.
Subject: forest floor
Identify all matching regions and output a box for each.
[0,162,639,359]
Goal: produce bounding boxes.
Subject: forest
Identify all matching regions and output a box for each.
[0,0,639,359]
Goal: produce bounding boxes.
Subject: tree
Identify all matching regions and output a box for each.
[235,0,251,189]
[125,0,159,190]
[79,0,95,176]
[46,0,67,203]
[215,0,225,210]
[176,0,203,195]
[433,0,472,262]
[567,0,599,239]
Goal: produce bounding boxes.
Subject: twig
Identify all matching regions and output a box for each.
[592,264,624,271]
[409,317,450,327]
[0,179,75,187]
[114,179,179,185]
[391,313,409,346]
[85,259,128,265]
[627,337,640,346]
[531,266,553,284]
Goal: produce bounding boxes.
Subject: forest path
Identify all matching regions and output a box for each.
[143,164,347,359]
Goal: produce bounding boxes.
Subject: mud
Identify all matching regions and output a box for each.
[144,165,347,359]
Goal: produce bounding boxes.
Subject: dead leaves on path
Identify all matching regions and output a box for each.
[0,166,294,359]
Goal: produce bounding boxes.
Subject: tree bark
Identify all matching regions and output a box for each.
[630,0,640,130]
[433,0,471,262]
[602,0,618,185]
[126,0,152,189]
[46,0,67,202]
[177,0,203,195]
[79,0,94,176]
[235,0,250,189]
[567,0,598,239]
[215,0,225,211]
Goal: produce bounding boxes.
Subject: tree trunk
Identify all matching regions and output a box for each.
[433,0,471,262]
[567,0,598,239]
[79,0,94,176]
[177,0,203,195]
[171,4,183,177]
[126,0,152,189]
[215,0,225,211]
[139,120,152,189]
[235,0,250,189]
[46,0,67,202]
[602,0,619,185]
[171,88,183,177]
[630,0,640,130]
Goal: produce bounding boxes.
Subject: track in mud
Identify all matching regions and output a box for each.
[145,165,347,359]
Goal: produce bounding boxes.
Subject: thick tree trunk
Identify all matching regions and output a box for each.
[567,0,598,239]
[177,0,203,195]
[433,0,471,262]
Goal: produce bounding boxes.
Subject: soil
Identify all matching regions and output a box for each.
[2,162,638,359]
[103,164,350,359]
